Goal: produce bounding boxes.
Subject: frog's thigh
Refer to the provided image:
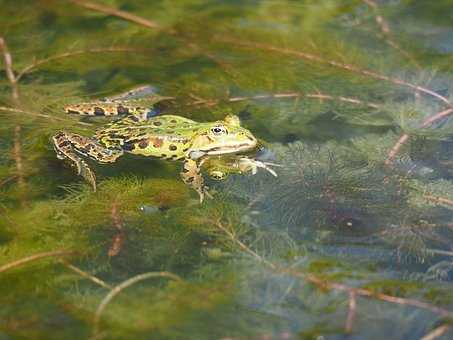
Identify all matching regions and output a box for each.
[52,131,97,190]
[181,159,206,203]
[57,131,123,163]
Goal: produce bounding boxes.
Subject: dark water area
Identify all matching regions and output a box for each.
[1,1,453,339]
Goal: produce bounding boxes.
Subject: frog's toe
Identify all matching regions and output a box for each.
[78,159,97,191]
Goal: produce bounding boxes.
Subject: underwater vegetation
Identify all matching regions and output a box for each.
[1,0,453,339]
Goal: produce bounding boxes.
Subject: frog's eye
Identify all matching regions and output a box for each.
[211,126,227,135]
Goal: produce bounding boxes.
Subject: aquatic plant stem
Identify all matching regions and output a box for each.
[421,324,451,340]
[70,0,161,30]
[188,92,381,109]
[0,36,27,205]
[215,221,453,320]
[13,125,26,203]
[16,47,149,81]
[427,249,453,257]
[217,37,451,107]
[215,220,277,269]
[0,37,19,102]
[0,106,92,127]
[93,271,182,336]
[0,250,75,273]
[362,0,421,70]
[423,194,453,208]
[60,260,113,290]
[385,108,453,165]
[108,201,125,257]
[345,291,357,333]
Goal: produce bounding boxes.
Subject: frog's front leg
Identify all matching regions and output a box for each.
[236,157,280,177]
[180,159,211,203]
[52,131,123,191]
[204,156,280,181]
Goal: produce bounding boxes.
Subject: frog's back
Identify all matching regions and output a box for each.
[95,115,199,159]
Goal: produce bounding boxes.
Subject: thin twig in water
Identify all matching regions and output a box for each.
[362,0,421,69]
[0,250,74,273]
[426,249,453,257]
[385,108,453,165]
[16,47,149,81]
[215,220,453,319]
[345,291,357,333]
[13,125,25,204]
[0,37,19,102]
[0,176,17,188]
[60,260,113,290]
[93,271,182,336]
[423,194,453,208]
[215,220,277,269]
[108,201,125,257]
[70,0,161,30]
[421,324,451,340]
[0,106,92,127]
[0,37,26,204]
[217,37,451,107]
[188,92,381,109]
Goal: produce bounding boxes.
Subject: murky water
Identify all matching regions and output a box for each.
[1,1,452,339]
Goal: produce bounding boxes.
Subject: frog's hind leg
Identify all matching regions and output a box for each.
[52,131,123,191]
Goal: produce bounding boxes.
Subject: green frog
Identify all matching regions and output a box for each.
[53,87,277,202]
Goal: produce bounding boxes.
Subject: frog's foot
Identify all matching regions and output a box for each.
[181,159,211,203]
[52,131,123,190]
[106,85,158,101]
[52,132,97,190]
[238,157,281,177]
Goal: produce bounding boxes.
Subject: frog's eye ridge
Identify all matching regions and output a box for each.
[211,126,227,135]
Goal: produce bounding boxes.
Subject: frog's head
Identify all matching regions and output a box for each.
[189,115,257,159]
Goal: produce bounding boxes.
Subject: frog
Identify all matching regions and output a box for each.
[52,86,278,202]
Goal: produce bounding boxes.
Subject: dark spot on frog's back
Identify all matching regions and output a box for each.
[58,140,70,147]
[138,139,149,149]
[169,144,177,151]
[122,142,135,151]
[94,107,105,116]
[153,121,162,126]
[117,105,129,115]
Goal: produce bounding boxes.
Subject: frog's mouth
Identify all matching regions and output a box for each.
[190,142,255,159]
[204,143,255,155]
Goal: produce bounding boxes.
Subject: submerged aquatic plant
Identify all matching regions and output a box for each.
[1,0,453,339]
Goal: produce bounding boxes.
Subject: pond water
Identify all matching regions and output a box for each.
[1,1,452,339]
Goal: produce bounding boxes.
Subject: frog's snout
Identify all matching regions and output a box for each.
[244,132,258,146]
